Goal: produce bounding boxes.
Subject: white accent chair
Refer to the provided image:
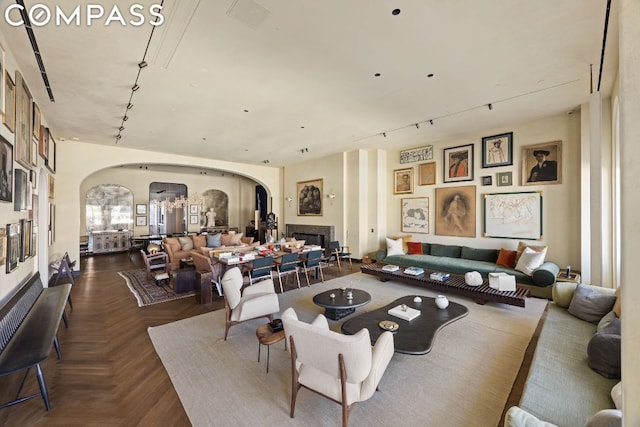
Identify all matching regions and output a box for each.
[221,267,280,340]
[281,307,394,427]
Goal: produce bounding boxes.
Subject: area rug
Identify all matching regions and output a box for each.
[118,269,195,307]
[148,273,547,427]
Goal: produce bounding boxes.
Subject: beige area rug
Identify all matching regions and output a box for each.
[148,273,547,427]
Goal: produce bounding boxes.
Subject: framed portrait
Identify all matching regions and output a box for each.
[522,140,562,186]
[402,197,429,234]
[14,71,32,168]
[481,176,492,186]
[19,218,32,261]
[418,162,436,186]
[136,216,147,226]
[393,167,413,194]
[481,132,513,168]
[45,133,56,173]
[13,168,27,211]
[136,204,147,215]
[400,145,433,164]
[0,227,5,267]
[48,173,55,198]
[483,191,542,239]
[435,185,476,238]
[0,135,13,202]
[3,70,15,132]
[297,178,322,216]
[189,215,199,224]
[443,144,473,183]
[497,171,512,187]
[39,125,49,160]
[6,223,20,273]
[189,204,199,214]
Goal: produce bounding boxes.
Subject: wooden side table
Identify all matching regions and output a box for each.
[256,323,286,373]
[556,270,581,283]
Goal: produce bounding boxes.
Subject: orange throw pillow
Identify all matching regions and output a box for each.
[407,242,423,255]
[496,248,518,268]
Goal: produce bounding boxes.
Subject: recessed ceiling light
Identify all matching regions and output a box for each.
[392,9,401,15]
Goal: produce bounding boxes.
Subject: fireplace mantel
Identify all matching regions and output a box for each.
[285,224,335,255]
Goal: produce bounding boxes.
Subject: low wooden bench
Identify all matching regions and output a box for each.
[0,272,71,411]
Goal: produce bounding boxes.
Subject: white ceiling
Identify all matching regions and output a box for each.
[1,0,618,167]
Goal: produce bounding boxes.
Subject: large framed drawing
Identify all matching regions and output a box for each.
[402,197,429,234]
[297,178,322,216]
[483,191,542,239]
[443,144,473,183]
[418,162,436,185]
[400,145,433,164]
[14,71,32,168]
[6,223,19,273]
[393,167,413,194]
[0,135,12,202]
[481,132,513,168]
[435,185,476,238]
[522,141,562,185]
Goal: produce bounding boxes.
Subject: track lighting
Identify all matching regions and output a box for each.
[138,61,148,68]
[132,84,140,91]
[123,115,128,121]
[415,123,419,129]
[300,148,308,153]
[383,132,387,137]
[429,120,434,125]
[119,126,125,131]
[263,160,270,164]
[487,103,493,110]
[126,103,133,110]
[116,134,122,140]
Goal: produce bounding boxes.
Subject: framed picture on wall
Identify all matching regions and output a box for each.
[14,71,32,168]
[481,132,513,168]
[481,176,492,186]
[418,162,436,186]
[443,144,473,183]
[6,223,19,273]
[0,226,5,267]
[522,141,562,185]
[45,132,56,173]
[434,185,476,238]
[401,197,429,234]
[136,216,147,226]
[48,173,55,199]
[3,70,15,133]
[189,204,199,214]
[393,167,413,194]
[0,135,13,202]
[497,171,512,187]
[189,215,199,224]
[136,204,147,215]
[297,178,323,216]
[400,145,433,163]
[39,126,49,161]
[483,191,542,239]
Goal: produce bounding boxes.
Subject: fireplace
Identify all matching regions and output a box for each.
[292,232,324,247]
[286,224,335,256]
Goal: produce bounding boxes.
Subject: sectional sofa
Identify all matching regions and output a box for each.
[376,242,559,299]
[162,234,258,271]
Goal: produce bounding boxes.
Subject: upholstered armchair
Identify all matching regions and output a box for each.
[281,307,394,427]
[220,267,280,340]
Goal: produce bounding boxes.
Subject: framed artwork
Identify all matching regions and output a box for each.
[481,132,513,168]
[393,167,413,194]
[31,193,38,223]
[6,223,19,273]
[483,191,543,239]
[136,204,147,215]
[0,43,4,119]
[48,173,55,198]
[48,203,55,245]
[3,70,15,132]
[31,226,37,257]
[497,171,512,187]
[29,169,36,188]
[189,214,199,224]
[13,168,27,211]
[45,132,56,173]
[136,216,147,226]
[443,144,473,183]
[0,227,5,267]
[14,71,32,168]
[401,197,429,234]
[297,178,322,216]
[32,102,41,140]
[418,162,436,186]
[189,204,199,214]
[400,145,433,164]
[19,218,32,261]
[0,135,13,202]
[481,176,492,186]
[522,141,562,185]
[39,125,49,160]
[435,185,476,238]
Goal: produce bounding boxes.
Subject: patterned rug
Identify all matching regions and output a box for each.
[118,269,195,307]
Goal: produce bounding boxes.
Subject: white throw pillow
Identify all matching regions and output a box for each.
[386,238,405,256]
[611,381,622,409]
[504,406,557,427]
[515,246,547,276]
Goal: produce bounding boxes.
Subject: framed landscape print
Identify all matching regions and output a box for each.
[443,144,473,183]
[297,178,322,216]
[0,135,12,202]
[497,171,512,187]
[483,191,542,239]
[401,197,429,234]
[3,70,15,132]
[393,167,413,194]
[14,71,32,168]
[481,132,513,168]
[435,185,476,238]
[418,162,436,186]
[400,145,433,164]
[522,141,562,186]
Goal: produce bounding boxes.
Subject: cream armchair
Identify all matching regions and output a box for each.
[220,267,280,340]
[281,307,394,427]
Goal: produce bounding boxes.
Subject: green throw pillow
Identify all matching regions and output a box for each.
[461,246,499,263]
[430,244,462,258]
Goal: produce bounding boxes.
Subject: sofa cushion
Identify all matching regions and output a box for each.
[240,236,254,245]
[531,262,560,286]
[421,243,431,255]
[191,234,206,249]
[391,235,413,253]
[386,238,405,256]
[587,318,621,379]
[613,287,620,317]
[207,233,222,247]
[496,248,518,268]
[584,409,622,427]
[430,244,461,258]
[407,242,423,255]
[230,232,244,246]
[178,236,194,250]
[164,237,181,254]
[221,233,234,246]
[515,247,547,276]
[568,283,617,323]
[461,246,498,263]
[515,241,548,263]
[504,406,557,427]
[611,382,622,409]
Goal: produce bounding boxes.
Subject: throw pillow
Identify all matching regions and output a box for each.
[613,287,621,317]
[496,248,518,268]
[220,233,233,246]
[407,242,423,255]
[178,236,193,251]
[430,244,462,258]
[191,235,206,249]
[230,232,244,246]
[584,410,623,427]
[568,283,617,323]
[391,234,413,253]
[611,382,622,409]
[206,233,222,248]
[597,310,617,333]
[386,238,405,256]
[515,246,547,276]
[587,318,621,379]
[461,247,499,263]
[504,406,556,427]
[515,241,548,263]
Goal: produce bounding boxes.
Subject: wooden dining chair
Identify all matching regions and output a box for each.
[274,253,302,293]
[300,250,325,286]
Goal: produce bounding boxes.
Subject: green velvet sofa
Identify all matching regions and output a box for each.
[376,243,559,299]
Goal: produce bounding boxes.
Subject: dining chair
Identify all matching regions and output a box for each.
[274,252,301,293]
[300,250,325,286]
[327,241,352,271]
[140,250,169,283]
[246,256,275,285]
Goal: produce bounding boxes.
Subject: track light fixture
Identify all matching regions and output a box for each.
[123,115,128,121]
[116,134,122,140]
[126,103,133,110]
[487,103,493,110]
[119,126,125,131]
[415,123,419,129]
[138,61,148,69]
[383,132,387,137]
[429,120,434,125]
[132,84,140,91]
[300,148,308,153]
[263,160,270,164]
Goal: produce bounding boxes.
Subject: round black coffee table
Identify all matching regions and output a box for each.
[313,288,371,320]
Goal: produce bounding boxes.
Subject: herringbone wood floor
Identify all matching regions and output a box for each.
[0,252,353,426]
